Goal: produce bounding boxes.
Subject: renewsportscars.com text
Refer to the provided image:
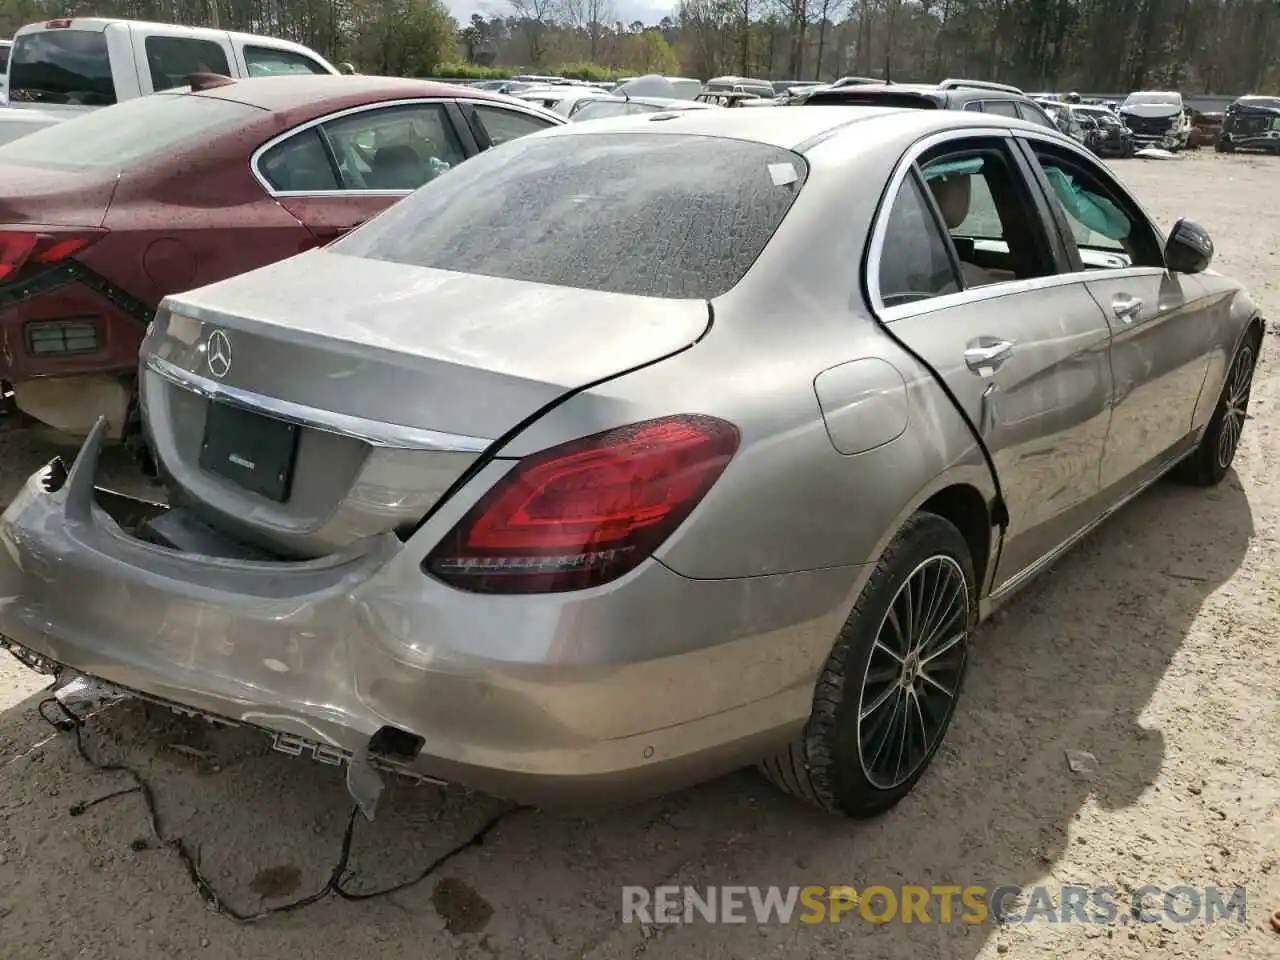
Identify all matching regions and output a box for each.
[621,884,1248,926]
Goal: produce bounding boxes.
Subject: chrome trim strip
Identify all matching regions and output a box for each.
[876,266,1169,324]
[988,444,1190,601]
[145,354,492,454]
[248,96,564,198]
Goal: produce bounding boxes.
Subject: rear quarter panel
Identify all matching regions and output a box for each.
[89,111,316,310]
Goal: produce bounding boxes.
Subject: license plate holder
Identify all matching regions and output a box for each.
[198,401,300,503]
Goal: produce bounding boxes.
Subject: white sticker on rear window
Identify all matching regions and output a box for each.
[768,162,799,186]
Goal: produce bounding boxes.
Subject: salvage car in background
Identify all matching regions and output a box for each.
[0,107,1262,819]
[0,74,562,440]
[1216,95,1280,153]
[1047,103,1136,157]
[1189,108,1225,148]
[0,17,338,145]
[1117,90,1193,150]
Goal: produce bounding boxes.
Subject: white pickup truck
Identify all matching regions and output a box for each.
[0,18,339,145]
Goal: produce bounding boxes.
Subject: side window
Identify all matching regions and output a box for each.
[470,104,557,147]
[145,36,231,91]
[257,128,340,193]
[918,143,1057,287]
[1016,102,1057,129]
[320,103,467,191]
[982,99,1020,119]
[877,174,960,307]
[244,45,331,77]
[963,100,983,112]
[1027,143,1164,269]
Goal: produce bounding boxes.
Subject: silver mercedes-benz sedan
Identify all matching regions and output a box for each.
[0,106,1264,818]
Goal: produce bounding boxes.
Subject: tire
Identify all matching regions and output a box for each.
[759,511,975,818]
[1171,331,1260,486]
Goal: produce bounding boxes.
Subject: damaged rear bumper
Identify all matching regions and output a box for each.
[0,421,859,806]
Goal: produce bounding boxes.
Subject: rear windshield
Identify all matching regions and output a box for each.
[9,29,115,106]
[572,99,659,121]
[1123,93,1180,107]
[333,132,808,300]
[0,93,259,169]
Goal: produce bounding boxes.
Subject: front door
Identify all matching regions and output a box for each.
[1016,136,1215,490]
[872,135,1114,586]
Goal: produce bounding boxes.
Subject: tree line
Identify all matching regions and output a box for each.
[2,0,1276,93]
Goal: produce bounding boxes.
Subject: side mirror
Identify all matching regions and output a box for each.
[1165,217,1214,274]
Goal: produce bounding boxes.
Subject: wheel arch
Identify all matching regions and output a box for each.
[860,463,1003,606]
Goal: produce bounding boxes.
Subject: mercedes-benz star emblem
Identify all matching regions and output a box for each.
[206,329,232,379]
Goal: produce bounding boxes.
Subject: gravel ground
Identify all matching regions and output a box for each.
[1,150,1277,959]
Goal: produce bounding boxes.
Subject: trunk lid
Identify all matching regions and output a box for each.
[0,160,118,226]
[141,249,711,558]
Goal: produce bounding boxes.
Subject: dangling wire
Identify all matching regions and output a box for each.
[37,696,529,922]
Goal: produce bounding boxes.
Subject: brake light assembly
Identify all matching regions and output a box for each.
[425,414,740,594]
[0,228,104,284]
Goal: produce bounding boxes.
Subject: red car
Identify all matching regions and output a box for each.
[0,74,563,439]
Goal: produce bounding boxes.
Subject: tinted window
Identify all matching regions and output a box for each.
[244,45,330,76]
[9,29,115,106]
[320,103,466,190]
[0,92,258,169]
[258,129,340,192]
[334,133,807,300]
[0,45,9,74]
[877,174,960,306]
[1016,102,1057,128]
[145,36,230,92]
[982,99,1020,118]
[471,104,557,145]
[571,99,651,121]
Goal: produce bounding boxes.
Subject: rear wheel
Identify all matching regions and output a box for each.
[760,512,974,818]
[1172,332,1259,486]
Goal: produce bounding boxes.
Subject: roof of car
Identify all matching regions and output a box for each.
[538,104,1056,151]
[189,75,506,111]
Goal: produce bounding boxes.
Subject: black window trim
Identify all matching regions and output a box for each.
[1010,132,1167,272]
[249,97,475,198]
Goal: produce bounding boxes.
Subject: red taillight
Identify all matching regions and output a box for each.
[425,415,740,594]
[0,229,103,284]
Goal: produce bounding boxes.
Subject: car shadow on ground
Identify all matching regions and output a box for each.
[0,471,1254,959]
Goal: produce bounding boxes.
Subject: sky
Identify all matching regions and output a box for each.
[445,0,677,27]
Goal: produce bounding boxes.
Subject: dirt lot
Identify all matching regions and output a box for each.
[1,150,1278,960]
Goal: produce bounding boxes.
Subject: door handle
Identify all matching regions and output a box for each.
[1112,294,1144,323]
[964,338,1015,376]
